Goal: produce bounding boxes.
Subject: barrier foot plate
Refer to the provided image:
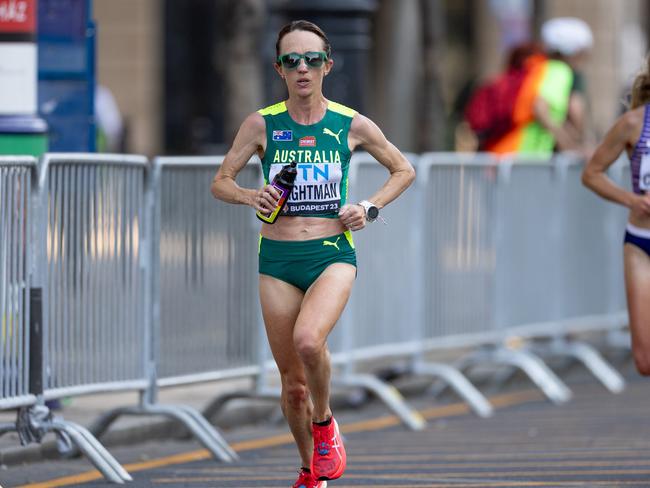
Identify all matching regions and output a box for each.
[332,374,426,431]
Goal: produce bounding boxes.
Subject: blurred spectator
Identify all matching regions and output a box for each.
[541,17,596,151]
[95,85,125,152]
[467,17,594,157]
[464,42,541,151]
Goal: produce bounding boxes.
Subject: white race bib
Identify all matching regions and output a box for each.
[269,162,342,215]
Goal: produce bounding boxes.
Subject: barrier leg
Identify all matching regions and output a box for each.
[491,347,572,404]
[412,361,494,417]
[60,407,131,461]
[456,347,572,404]
[537,339,625,393]
[48,420,129,483]
[11,405,129,483]
[74,403,237,463]
[175,404,239,460]
[85,407,132,442]
[137,404,235,462]
[332,374,426,430]
[202,388,280,422]
[51,419,132,482]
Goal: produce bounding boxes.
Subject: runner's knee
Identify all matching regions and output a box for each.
[294,331,325,366]
[282,377,309,409]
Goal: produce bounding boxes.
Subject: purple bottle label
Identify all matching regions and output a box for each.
[256,182,291,223]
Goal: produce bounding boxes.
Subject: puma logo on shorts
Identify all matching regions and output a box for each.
[259,232,357,292]
[323,236,341,251]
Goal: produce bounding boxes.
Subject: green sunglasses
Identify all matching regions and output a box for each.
[277,51,328,70]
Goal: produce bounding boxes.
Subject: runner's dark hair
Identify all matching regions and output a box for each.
[276,20,331,59]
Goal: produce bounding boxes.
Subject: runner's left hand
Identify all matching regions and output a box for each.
[338,204,366,231]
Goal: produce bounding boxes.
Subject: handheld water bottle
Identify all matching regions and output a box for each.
[256,161,298,224]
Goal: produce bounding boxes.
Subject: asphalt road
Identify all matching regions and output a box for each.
[5,365,650,488]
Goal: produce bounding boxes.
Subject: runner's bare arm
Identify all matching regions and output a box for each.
[582,112,649,213]
[211,112,274,210]
[348,113,415,209]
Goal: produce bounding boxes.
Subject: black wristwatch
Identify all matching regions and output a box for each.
[358,200,379,222]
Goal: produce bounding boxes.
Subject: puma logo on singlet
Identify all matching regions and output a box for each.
[323,127,343,145]
[323,236,341,251]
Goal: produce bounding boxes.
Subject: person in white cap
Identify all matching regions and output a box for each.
[541,17,593,60]
[541,17,594,152]
[486,17,594,156]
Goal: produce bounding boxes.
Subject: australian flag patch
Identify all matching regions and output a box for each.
[272,130,293,141]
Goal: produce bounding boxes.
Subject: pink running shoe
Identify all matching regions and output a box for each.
[310,416,346,481]
[293,468,327,488]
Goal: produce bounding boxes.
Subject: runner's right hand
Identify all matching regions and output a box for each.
[253,185,280,213]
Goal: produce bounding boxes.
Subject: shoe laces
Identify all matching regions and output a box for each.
[313,423,333,456]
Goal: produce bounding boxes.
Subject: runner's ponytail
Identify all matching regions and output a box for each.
[630,56,650,109]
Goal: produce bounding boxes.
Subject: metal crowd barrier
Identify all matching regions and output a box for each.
[0,157,36,411]
[417,153,628,403]
[327,153,492,428]
[491,156,627,394]
[143,152,630,433]
[65,155,239,469]
[148,157,283,424]
[0,154,137,483]
[330,152,629,422]
[41,154,149,399]
[0,154,238,484]
[152,157,261,387]
[421,154,575,402]
[0,151,633,483]
[145,156,431,430]
[328,153,430,430]
[418,154,500,348]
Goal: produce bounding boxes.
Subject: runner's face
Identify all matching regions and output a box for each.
[276,30,332,97]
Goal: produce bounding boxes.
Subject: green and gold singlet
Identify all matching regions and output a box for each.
[258,100,356,218]
[257,100,358,290]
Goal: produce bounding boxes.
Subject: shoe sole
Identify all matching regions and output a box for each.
[316,459,345,481]
[317,468,344,482]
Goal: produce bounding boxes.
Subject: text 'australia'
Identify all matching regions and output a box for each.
[272,149,342,164]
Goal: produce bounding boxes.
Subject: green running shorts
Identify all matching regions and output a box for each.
[259,231,357,292]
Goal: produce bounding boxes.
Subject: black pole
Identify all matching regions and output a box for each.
[29,287,43,396]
